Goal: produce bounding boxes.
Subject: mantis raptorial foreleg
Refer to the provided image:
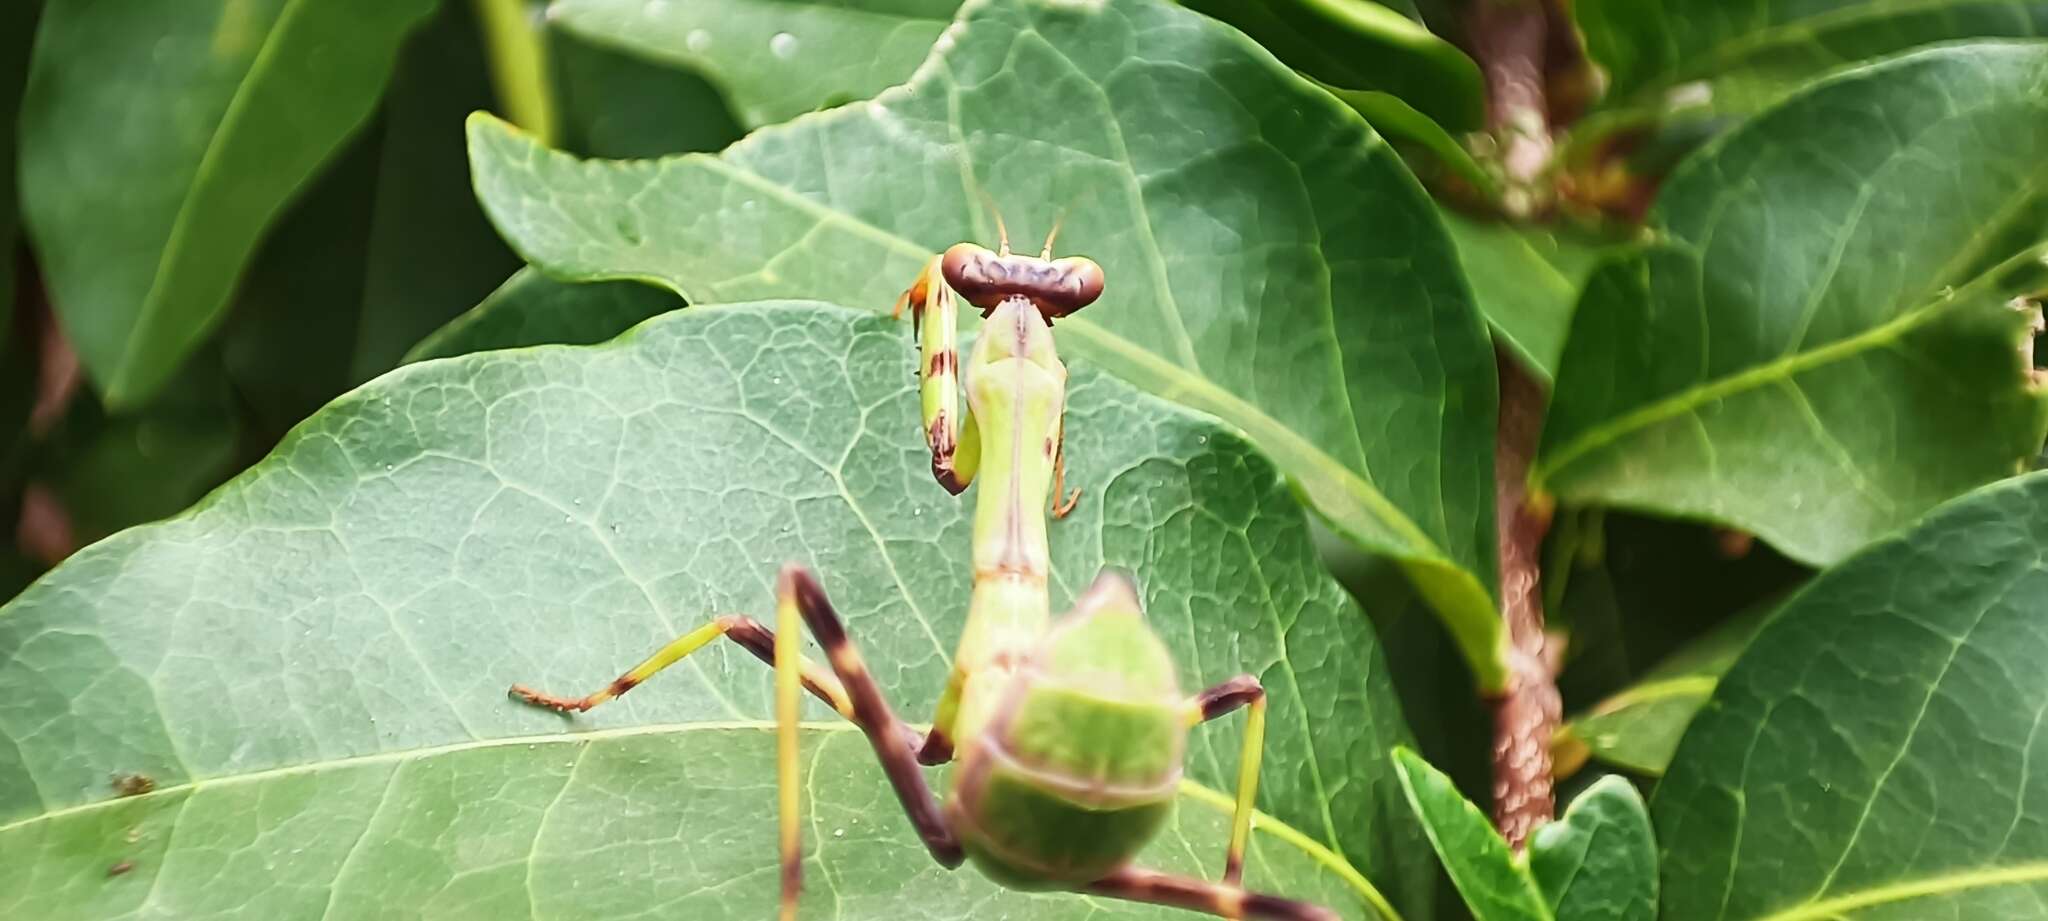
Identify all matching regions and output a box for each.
[509,565,964,921]
[895,258,980,494]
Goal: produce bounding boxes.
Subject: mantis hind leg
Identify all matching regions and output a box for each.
[507,566,963,921]
[778,564,963,869]
[1085,866,1337,921]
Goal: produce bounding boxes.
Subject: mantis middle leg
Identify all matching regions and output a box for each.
[507,564,963,921]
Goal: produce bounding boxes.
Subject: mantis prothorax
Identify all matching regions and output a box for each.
[509,221,1336,921]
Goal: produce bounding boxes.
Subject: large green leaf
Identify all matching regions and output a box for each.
[1578,0,2048,116]
[469,0,1505,687]
[17,0,438,407]
[1654,470,2048,919]
[221,2,524,440]
[1536,43,2048,566]
[548,0,959,129]
[0,301,1433,919]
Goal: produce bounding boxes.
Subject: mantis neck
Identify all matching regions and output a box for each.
[956,297,1066,671]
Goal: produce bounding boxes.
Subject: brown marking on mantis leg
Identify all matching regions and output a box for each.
[928,416,969,495]
[917,727,956,765]
[1085,866,1337,921]
[782,565,965,868]
[1049,418,1080,518]
[1193,675,1264,722]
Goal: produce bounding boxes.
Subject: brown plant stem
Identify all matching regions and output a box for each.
[1466,0,1569,849]
[1489,349,1559,849]
[1466,0,1552,215]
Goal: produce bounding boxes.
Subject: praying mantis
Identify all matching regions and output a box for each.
[508,219,1339,921]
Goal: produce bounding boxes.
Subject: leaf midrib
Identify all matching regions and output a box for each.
[1535,293,1950,485]
[1535,239,2045,488]
[0,719,1394,916]
[118,0,310,400]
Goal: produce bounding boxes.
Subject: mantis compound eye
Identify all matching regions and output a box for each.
[1045,257,1104,316]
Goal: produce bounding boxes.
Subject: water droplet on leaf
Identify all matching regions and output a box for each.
[770,32,799,58]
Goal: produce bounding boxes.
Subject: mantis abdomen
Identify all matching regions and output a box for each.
[947,573,1187,888]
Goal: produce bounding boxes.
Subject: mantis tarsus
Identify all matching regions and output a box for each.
[509,222,1338,921]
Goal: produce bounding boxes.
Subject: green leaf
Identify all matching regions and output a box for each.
[0,301,1434,920]
[17,0,439,407]
[1439,214,1612,381]
[1537,43,2048,566]
[1579,0,2048,115]
[469,0,1505,687]
[402,269,680,363]
[1655,469,2048,919]
[1179,0,1483,131]
[1561,606,1767,777]
[548,0,959,129]
[1527,777,1655,921]
[218,2,524,440]
[1393,748,1548,921]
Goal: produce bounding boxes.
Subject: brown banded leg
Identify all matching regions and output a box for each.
[780,565,964,869]
[1085,866,1337,921]
[507,567,962,921]
[1189,675,1268,884]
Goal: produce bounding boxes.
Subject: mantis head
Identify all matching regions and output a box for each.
[939,241,1104,322]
